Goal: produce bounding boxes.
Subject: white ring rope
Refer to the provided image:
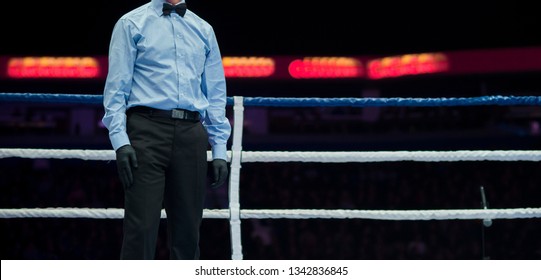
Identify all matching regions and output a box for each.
[0,148,229,162]
[0,208,228,219]
[0,148,115,160]
[241,150,541,162]
[1,148,540,162]
[1,208,539,220]
[3,147,538,224]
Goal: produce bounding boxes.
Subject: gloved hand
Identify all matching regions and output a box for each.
[116,144,138,190]
[210,159,228,188]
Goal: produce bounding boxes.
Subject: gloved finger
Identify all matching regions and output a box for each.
[210,165,221,188]
[130,151,138,169]
[211,166,228,188]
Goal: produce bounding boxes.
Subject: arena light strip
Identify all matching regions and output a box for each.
[222,56,275,78]
[2,47,540,80]
[288,57,364,79]
[7,57,101,78]
[367,53,449,79]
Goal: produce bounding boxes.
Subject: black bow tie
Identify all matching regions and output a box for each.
[162,2,187,17]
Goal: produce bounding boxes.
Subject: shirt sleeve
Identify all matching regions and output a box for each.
[102,19,137,151]
[201,27,231,161]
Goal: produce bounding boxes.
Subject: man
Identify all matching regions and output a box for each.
[102,0,231,259]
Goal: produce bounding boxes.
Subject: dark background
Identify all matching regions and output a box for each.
[2,0,541,56]
[1,0,540,260]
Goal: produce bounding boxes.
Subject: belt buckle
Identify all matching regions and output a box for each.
[171,109,185,119]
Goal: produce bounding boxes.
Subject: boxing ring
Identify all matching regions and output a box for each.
[1,93,541,260]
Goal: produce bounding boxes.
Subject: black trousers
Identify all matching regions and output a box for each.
[120,111,208,259]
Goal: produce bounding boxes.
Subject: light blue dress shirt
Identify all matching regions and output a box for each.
[102,0,231,160]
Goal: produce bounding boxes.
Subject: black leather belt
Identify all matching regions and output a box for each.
[127,106,200,122]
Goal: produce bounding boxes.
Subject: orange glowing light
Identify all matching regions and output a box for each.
[222,56,275,78]
[7,57,100,78]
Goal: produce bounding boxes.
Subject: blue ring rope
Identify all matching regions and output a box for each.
[242,96,541,107]
[1,93,540,107]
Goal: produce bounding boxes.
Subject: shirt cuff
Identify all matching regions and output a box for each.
[110,132,131,151]
[212,144,228,161]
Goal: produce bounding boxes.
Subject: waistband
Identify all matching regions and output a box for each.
[127,106,200,122]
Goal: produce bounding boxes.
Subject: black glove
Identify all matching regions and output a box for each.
[116,144,138,190]
[210,159,228,188]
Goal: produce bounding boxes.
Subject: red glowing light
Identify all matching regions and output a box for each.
[367,53,449,79]
[288,57,364,79]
